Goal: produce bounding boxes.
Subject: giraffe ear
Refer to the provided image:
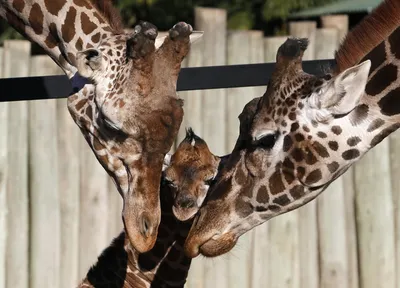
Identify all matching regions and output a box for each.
[76,48,104,81]
[308,60,371,121]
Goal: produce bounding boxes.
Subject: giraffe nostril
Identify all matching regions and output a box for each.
[139,214,153,238]
[176,195,196,209]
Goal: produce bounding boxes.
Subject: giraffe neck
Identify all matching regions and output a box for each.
[79,183,192,288]
[0,0,121,78]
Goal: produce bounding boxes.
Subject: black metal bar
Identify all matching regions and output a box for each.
[0,59,336,102]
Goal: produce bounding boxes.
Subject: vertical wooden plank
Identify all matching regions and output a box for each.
[0,47,7,288]
[195,7,227,156]
[390,133,400,288]
[314,28,338,60]
[183,39,205,288]
[28,56,61,288]
[288,21,316,60]
[194,7,228,288]
[319,19,359,288]
[78,138,109,278]
[355,139,396,288]
[226,30,264,288]
[264,36,300,288]
[320,15,349,45]
[315,28,350,288]
[57,98,82,288]
[3,40,30,288]
[288,22,319,288]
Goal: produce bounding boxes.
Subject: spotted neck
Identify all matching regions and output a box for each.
[78,183,192,288]
[0,0,121,78]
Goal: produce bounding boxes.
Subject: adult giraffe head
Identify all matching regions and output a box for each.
[185,0,400,258]
[0,0,202,253]
[68,20,203,253]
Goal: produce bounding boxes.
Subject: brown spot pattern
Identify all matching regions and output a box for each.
[317,132,327,138]
[73,0,92,9]
[365,64,397,96]
[305,169,322,185]
[289,185,305,200]
[86,105,93,119]
[29,3,44,35]
[44,0,65,16]
[312,141,329,158]
[75,37,83,51]
[389,27,400,59]
[234,167,246,186]
[328,141,339,151]
[81,13,97,35]
[327,162,339,173]
[364,42,386,73]
[269,170,285,195]
[378,87,400,116]
[256,186,269,204]
[347,137,361,146]
[291,123,300,132]
[367,118,385,132]
[273,195,291,206]
[44,23,58,49]
[297,167,306,179]
[370,123,400,147]
[305,148,318,165]
[61,6,77,43]
[342,149,360,160]
[12,0,25,12]
[75,99,86,111]
[92,32,101,43]
[292,148,304,162]
[331,126,342,135]
[283,135,293,152]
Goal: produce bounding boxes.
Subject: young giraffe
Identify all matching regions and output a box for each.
[0,0,201,252]
[78,129,219,288]
[163,128,220,221]
[185,0,400,258]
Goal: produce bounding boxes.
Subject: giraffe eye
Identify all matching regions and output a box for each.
[255,133,279,150]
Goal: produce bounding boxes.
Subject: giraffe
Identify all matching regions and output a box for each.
[184,0,400,258]
[163,128,220,221]
[0,0,202,252]
[78,128,219,288]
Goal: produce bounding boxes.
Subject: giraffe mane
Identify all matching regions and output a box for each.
[334,0,400,74]
[88,0,124,33]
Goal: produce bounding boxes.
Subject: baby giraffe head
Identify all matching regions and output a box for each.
[163,128,220,221]
[68,21,202,253]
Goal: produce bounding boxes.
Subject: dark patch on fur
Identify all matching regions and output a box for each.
[370,123,400,147]
[342,149,360,160]
[366,64,397,96]
[378,87,400,116]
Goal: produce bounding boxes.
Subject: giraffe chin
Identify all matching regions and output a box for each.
[184,232,237,258]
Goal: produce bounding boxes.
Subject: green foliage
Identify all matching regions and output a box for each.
[0,0,338,43]
[263,0,335,21]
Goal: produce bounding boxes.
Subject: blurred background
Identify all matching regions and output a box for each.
[1,0,399,288]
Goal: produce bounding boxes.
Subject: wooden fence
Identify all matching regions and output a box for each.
[0,7,399,288]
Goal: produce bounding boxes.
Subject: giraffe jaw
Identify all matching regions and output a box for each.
[184,231,237,258]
